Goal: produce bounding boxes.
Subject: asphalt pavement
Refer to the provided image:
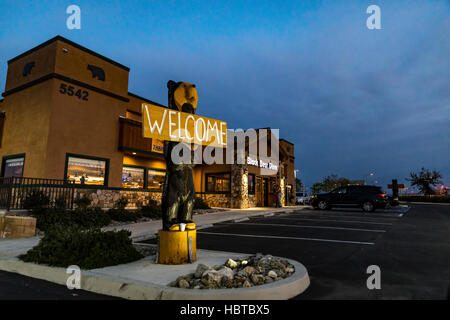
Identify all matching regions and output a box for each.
[0,204,448,299]
[193,204,449,299]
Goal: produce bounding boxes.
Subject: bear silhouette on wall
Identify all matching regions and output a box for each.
[87,65,106,81]
[161,80,198,231]
[23,62,35,76]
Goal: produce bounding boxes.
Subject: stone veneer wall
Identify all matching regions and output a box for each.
[201,193,231,208]
[74,188,162,209]
[230,164,249,209]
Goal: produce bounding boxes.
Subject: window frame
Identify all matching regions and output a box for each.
[205,172,231,194]
[64,153,110,186]
[122,164,146,189]
[1,153,26,178]
[146,167,166,191]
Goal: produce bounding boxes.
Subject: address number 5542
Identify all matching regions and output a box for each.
[59,83,89,101]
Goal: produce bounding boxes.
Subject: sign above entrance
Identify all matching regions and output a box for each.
[247,156,278,171]
[142,104,227,148]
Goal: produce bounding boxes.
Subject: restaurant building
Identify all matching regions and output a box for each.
[0,36,295,209]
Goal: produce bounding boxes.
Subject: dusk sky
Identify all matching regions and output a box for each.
[1,0,449,189]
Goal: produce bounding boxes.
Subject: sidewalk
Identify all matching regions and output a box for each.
[0,237,309,300]
[103,206,306,241]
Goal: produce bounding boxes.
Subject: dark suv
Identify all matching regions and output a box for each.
[310,185,388,212]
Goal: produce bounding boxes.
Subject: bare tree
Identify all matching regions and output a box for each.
[407,167,443,195]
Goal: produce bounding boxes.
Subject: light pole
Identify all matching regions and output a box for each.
[363,172,374,185]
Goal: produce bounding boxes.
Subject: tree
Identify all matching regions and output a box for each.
[295,178,304,192]
[310,174,351,194]
[407,167,443,195]
[310,182,323,195]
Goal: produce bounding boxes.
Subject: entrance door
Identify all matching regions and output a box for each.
[255,177,263,206]
[262,178,268,207]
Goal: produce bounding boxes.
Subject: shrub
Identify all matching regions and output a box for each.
[194,197,210,210]
[54,196,68,210]
[23,191,50,212]
[19,226,143,269]
[115,197,129,210]
[107,208,142,222]
[34,207,111,232]
[74,194,92,209]
[140,201,162,219]
[73,207,112,228]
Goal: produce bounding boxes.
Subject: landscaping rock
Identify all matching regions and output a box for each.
[170,254,294,290]
[251,274,265,285]
[243,266,256,276]
[201,270,223,287]
[268,270,278,279]
[195,264,210,278]
[217,266,234,281]
[178,279,190,289]
[225,258,238,269]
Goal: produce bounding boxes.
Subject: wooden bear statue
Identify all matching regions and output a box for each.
[161,80,198,231]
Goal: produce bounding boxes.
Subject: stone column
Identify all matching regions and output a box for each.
[231,164,249,209]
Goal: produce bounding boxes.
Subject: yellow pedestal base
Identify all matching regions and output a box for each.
[158,229,197,264]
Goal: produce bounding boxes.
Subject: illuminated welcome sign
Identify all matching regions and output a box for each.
[247,156,278,171]
[142,104,227,148]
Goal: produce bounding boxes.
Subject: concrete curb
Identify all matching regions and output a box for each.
[0,255,309,300]
[400,201,450,206]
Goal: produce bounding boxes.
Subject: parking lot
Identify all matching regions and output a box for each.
[192,204,450,299]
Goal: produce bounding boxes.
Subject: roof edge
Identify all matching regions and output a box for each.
[7,35,130,72]
[128,92,166,108]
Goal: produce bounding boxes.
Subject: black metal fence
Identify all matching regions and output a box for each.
[0,177,75,210]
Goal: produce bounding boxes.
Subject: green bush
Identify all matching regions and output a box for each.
[19,227,143,269]
[34,207,111,232]
[399,195,450,203]
[115,197,129,210]
[23,191,50,212]
[107,208,142,222]
[140,201,162,219]
[194,197,210,210]
[74,194,92,209]
[54,196,68,210]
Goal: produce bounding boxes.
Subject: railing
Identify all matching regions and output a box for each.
[0,177,75,210]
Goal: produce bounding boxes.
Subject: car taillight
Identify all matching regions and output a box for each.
[378,193,385,198]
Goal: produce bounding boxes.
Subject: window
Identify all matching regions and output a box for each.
[3,155,24,177]
[248,174,255,194]
[206,173,231,193]
[122,166,145,189]
[331,187,347,194]
[66,155,107,186]
[148,169,165,191]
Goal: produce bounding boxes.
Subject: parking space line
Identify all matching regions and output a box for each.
[267,217,393,225]
[285,213,400,220]
[198,231,375,245]
[216,222,386,233]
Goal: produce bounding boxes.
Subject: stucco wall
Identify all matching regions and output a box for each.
[0,81,53,178]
